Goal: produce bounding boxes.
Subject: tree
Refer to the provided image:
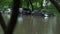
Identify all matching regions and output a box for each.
[0,0,12,9]
[50,0,60,13]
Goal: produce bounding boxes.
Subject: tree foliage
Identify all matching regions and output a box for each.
[0,0,12,9]
[0,0,60,14]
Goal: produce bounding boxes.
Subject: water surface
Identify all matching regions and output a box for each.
[0,14,60,34]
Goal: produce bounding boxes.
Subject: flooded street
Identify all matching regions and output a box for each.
[0,14,60,34]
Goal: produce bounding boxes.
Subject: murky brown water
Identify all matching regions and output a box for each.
[0,14,60,34]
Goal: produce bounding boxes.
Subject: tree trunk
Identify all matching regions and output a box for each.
[6,0,20,34]
[50,0,60,13]
[0,12,7,34]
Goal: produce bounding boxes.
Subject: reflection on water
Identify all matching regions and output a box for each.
[0,14,60,34]
[0,26,4,34]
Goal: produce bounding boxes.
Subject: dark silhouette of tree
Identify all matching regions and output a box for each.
[6,0,20,34]
[0,0,20,34]
[50,0,60,13]
[0,12,7,34]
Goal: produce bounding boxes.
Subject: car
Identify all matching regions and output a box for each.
[19,8,23,14]
[41,9,55,17]
[22,8,31,15]
[44,12,55,17]
[32,10,45,17]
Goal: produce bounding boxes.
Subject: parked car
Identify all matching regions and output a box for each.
[41,9,55,17]
[32,9,55,17]
[19,8,23,14]
[21,8,31,15]
[19,8,31,15]
[44,12,55,17]
[32,10,45,17]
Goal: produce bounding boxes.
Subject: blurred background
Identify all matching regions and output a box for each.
[0,0,60,34]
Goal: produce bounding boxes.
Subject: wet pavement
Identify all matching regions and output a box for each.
[0,14,60,34]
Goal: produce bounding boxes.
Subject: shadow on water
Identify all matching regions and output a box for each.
[0,14,60,34]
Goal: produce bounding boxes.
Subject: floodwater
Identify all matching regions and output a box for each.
[0,14,60,34]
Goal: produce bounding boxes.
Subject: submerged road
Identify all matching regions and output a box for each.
[0,14,60,34]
